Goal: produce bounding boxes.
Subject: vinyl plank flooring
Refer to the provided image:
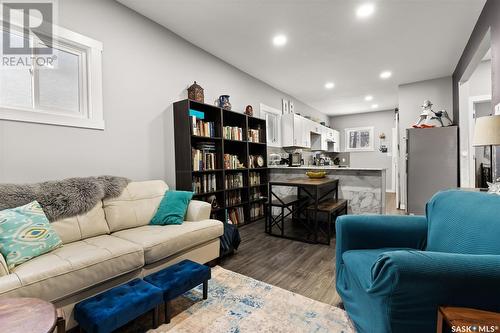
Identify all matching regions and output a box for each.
[221,193,405,306]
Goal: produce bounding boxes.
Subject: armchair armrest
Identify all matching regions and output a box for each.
[336,215,427,270]
[0,254,8,276]
[370,250,500,319]
[184,200,211,222]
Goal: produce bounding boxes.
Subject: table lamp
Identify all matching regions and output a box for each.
[473,115,500,186]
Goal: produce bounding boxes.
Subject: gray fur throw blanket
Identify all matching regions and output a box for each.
[0,176,130,221]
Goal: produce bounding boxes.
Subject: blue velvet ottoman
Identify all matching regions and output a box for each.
[74,278,163,333]
[144,259,211,323]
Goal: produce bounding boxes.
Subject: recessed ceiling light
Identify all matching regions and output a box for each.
[372,104,379,108]
[272,34,287,47]
[380,71,392,79]
[356,3,375,18]
[325,82,335,89]
[365,95,373,101]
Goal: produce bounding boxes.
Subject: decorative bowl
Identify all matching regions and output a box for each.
[306,171,327,179]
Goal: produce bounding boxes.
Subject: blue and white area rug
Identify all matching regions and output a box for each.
[149,266,354,333]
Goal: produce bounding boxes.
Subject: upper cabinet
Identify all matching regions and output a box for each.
[282,114,311,148]
[260,103,282,147]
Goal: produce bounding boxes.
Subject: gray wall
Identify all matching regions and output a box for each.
[398,76,453,207]
[330,110,395,191]
[0,0,326,185]
[453,0,499,124]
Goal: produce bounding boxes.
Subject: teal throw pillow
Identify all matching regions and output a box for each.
[0,201,63,270]
[150,190,194,225]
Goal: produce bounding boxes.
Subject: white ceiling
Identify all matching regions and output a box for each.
[117,0,485,116]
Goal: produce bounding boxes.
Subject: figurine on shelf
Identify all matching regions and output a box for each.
[245,105,253,116]
[218,95,232,110]
[187,81,204,103]
[413,100,453,128]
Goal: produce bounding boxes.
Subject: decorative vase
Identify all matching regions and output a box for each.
[219,95,232,110]
[245,105,253,116]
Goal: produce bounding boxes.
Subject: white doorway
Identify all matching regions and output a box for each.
[469,96,493,187]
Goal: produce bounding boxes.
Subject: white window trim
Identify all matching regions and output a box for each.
[0,22,104,130]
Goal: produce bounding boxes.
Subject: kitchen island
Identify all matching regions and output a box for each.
[269,166,387,214]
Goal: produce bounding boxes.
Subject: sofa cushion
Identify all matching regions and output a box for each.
[0,235,144,301]
[0,201,62,270]
[112,220,223,264]
[342,248,411,289]
[426,190,500,255]
[51,202,109,244]
[150,191,193,226]
[103,181,168,232]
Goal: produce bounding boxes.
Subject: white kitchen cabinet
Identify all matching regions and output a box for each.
[260,103,282,147]
[332,130,341,152]
[282,114,311,148]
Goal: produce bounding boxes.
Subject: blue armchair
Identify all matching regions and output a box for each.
[336,190,500,333]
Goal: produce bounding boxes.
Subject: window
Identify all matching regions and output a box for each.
[0,23,104,129]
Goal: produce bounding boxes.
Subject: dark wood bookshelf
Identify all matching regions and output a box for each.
[173,99,268,227]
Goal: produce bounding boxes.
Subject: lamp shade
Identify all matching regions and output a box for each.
[473,115,500,146]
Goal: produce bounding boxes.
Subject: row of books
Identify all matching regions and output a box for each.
[226,190,242,206]
[228,207,245,225]
[223,126,243,141]
[250,203,265,220]
[192,174,217,194]
[224,154,245,170]
[191,116,216,137]
[192,142,216,171]
[225,173,244,190]
[248,128,262,143]
[249,172,262,186]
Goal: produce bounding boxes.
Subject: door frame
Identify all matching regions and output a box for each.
[468,94,492,187]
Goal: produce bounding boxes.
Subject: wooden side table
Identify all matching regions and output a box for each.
[0,298,60,333]
[437,306,500,333]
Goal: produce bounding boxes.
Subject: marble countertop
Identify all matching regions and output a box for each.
[268,165,386,171]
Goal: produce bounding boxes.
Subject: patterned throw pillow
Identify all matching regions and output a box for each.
[0,201,62,270]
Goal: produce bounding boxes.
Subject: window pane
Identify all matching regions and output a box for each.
[38,48,80,113]
[0,33,33,109]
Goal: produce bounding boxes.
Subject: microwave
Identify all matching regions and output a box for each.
[289,153,302,167]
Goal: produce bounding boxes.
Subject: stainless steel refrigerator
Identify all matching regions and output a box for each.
[406,126,458,215]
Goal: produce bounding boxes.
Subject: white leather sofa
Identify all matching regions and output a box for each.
[0,180,224,329]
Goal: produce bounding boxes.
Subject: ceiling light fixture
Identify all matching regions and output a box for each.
[372,104,379,108]
[380,71,392,79]
[325,82,335,89]
[356,3,375,19]
[272,34,287,47]
[365,95,373,101]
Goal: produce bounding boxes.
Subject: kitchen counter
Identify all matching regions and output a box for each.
[268,165,386,171]
[269,166,386,214]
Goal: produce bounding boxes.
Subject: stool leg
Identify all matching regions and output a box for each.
[203,280,208,299]
[165,301,171,324]
[153,305,159,328]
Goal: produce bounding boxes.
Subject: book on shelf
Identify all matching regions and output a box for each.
[250,203,264,220]
[191,116,215,137]
[228,206,245,225]
[223,126,243,141]
[226,190,242,206]
[249,172,261,186]
[192,142,216,171]
[224,154,245,170]
[248,128,261,143]
[225,172,244,189]
[193,174,217,194]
